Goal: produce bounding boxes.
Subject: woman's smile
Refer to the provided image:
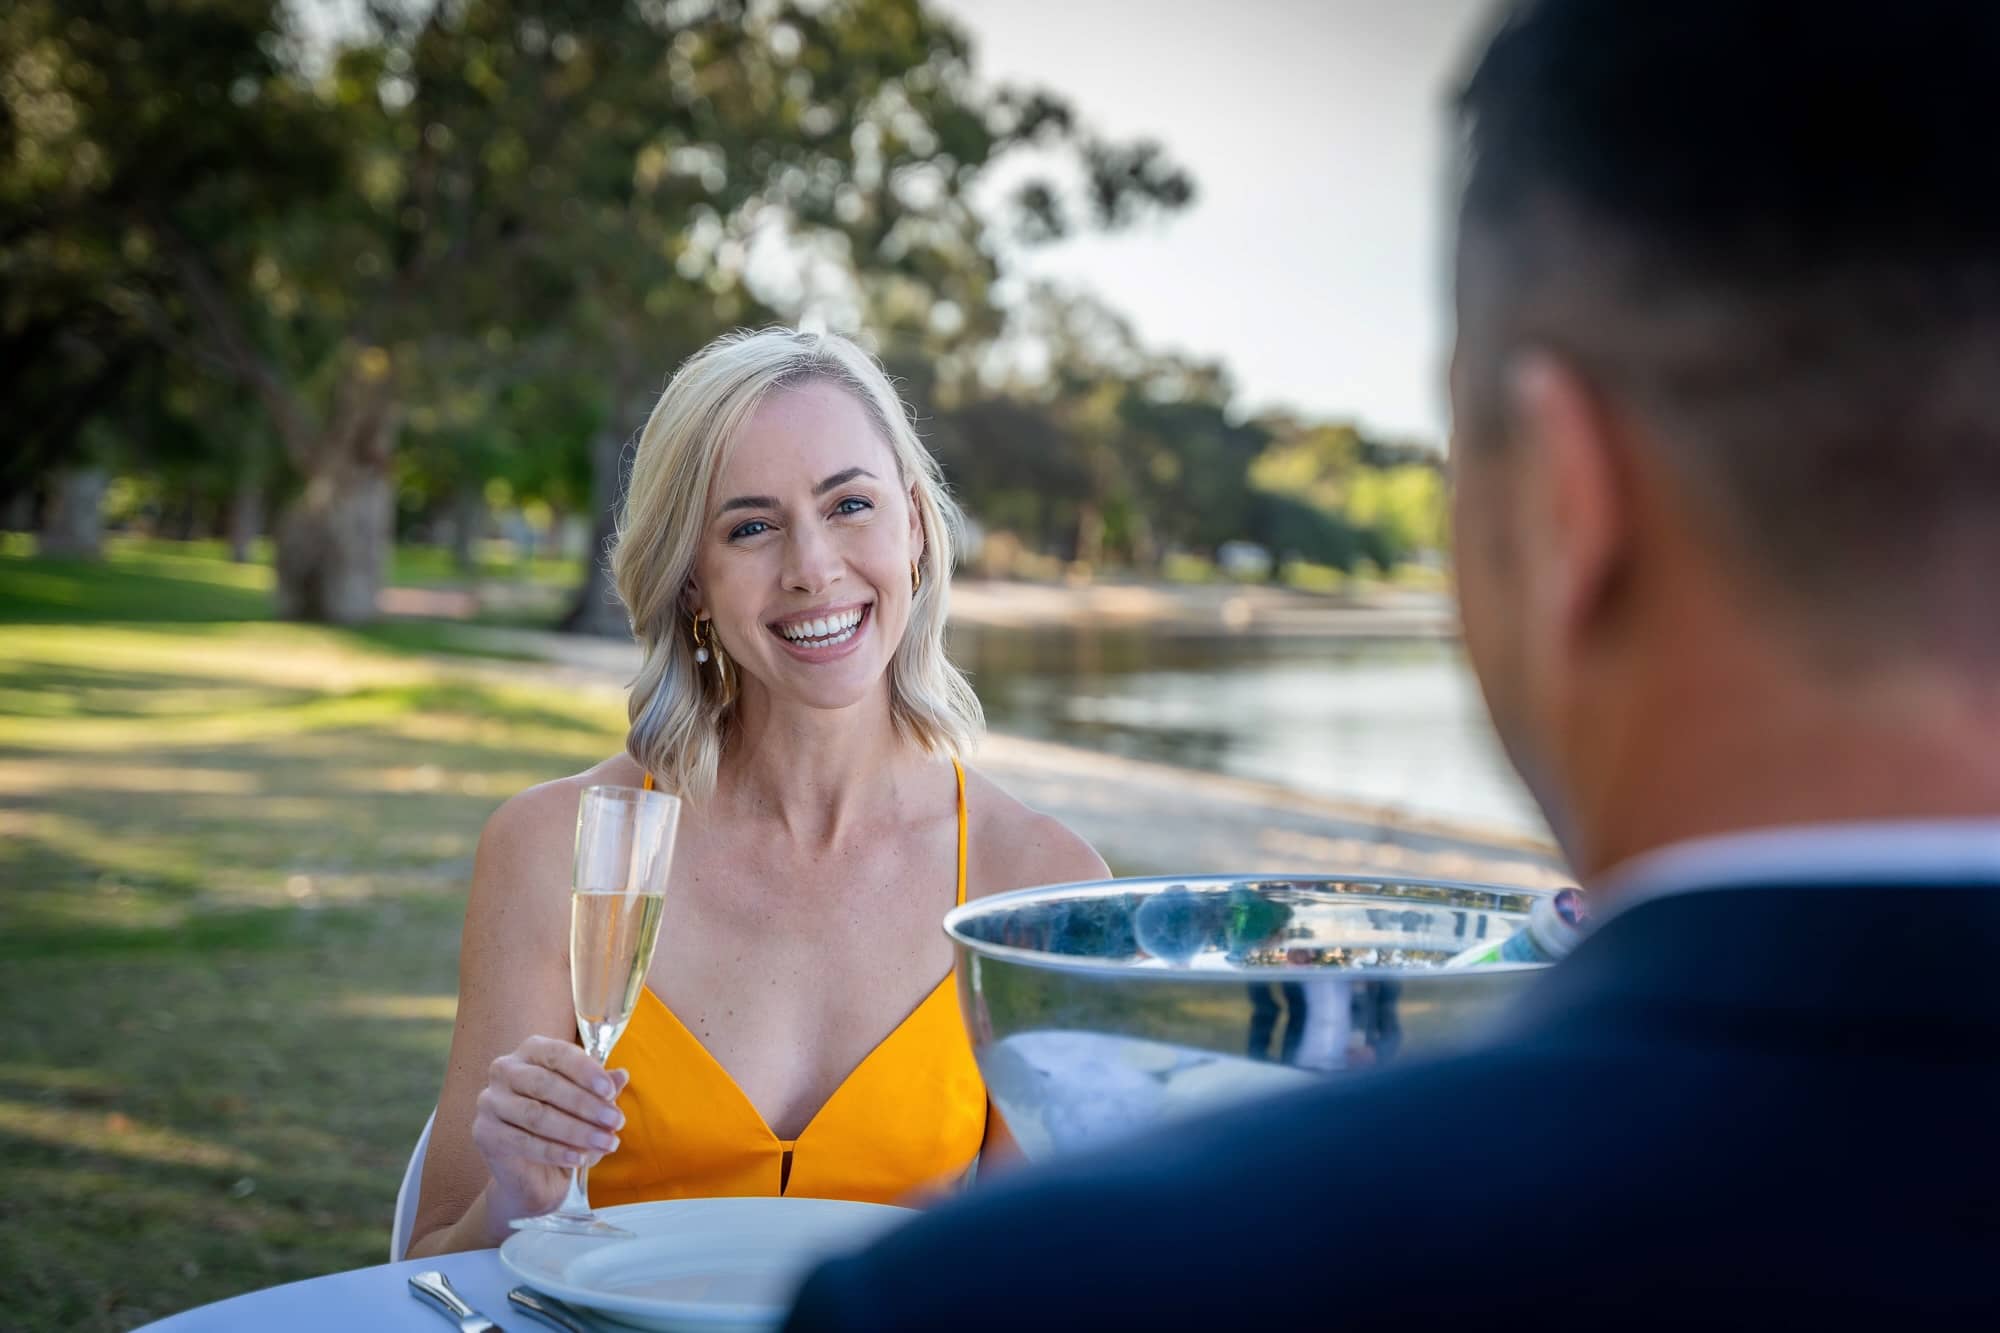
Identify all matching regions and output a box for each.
[766,601,873,662]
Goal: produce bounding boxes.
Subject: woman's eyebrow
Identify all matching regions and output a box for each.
[812,466,877,495]
[715,468,877,515]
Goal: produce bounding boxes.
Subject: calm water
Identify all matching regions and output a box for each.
[949,624,1549,840]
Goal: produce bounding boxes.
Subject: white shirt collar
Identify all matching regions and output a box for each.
[1592,818,2000,923]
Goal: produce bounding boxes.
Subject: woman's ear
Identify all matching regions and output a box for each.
[908,485,925,559]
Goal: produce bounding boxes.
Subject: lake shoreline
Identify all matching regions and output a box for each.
[461,620,1567,891]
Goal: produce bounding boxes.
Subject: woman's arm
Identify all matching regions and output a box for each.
[407,781,614,1256]
[970,779,1110,896]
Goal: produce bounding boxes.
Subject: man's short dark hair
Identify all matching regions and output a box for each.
[1454,0,2000,661]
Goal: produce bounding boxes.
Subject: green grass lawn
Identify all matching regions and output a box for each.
[0,540,625,1330]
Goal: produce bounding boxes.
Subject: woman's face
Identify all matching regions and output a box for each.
[690,379,921,716]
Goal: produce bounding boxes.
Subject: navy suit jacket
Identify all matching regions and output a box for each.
[784,884,2000,1330]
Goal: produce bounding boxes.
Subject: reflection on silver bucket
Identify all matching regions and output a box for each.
[945,876,1557,1160]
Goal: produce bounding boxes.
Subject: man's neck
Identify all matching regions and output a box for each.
[1561,656,2000,892]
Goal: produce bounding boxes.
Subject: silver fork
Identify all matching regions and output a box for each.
[408,1270,504,1332]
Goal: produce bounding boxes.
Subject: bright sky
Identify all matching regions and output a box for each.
[935,0,1499,446]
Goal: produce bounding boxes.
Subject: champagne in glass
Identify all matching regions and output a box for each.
[571,888,666,1060]
[512,783,680,1238]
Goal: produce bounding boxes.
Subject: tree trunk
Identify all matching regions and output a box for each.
[274,370,401,625]
[1074,503,1105,571]
[38,467,108,559]
[2,488,34,533]
[561,355,652,638]
[171,487,200,541]
[274,457,395,623]
[227,473,264,563]
[560,417,636,636]
[450,486,486,574]
[544,502,565,563]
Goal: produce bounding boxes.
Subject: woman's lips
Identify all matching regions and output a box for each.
[767,603,872,660]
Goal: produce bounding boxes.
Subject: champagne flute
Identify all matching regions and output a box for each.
[511,783,681,1237]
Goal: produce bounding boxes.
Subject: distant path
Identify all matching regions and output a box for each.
[456,605,1566,890]
[946,578,1457,638]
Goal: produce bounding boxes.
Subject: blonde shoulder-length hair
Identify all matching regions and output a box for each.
[612,327,983,800]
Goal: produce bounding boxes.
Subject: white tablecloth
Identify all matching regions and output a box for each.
[136,1249,515,1332]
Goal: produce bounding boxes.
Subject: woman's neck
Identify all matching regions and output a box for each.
[719,681,920,844]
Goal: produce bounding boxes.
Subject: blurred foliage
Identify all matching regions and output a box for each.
[3,0,1438,615]
[921,289,1443,577]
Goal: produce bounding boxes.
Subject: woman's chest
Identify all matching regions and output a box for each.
[638,835,959,1115]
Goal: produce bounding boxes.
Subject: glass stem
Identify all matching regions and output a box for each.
[556,1160,593,1219]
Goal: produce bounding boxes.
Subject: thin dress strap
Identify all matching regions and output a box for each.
[952,757,968,907]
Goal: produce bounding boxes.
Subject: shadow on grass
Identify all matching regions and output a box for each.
[0,896,358,963]
[0,658,322,719]
[0,541,630,1329]
[0,546,272,625]
[0,541,559,656]
[0,910,464,1329]
[0,716,606,961]
[326,678,610,734]
[344,619,553,661]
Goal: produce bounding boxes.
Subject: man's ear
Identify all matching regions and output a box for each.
[1508,353,1627,651]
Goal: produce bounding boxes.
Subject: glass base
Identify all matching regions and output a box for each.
[509,1211,632,1239]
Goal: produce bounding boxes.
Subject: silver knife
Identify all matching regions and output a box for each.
[507,1285,601,1333]
[408,1269,505,1332]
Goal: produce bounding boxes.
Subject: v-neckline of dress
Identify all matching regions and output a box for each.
[635,973,956,1146]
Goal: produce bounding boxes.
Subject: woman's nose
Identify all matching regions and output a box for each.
[783,520,844,593]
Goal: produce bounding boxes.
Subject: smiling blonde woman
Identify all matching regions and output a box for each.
[407,328,1107,1256]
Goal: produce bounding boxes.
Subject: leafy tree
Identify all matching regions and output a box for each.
[1346,463,1446,565]
[5,0,1191,624]
[1246,413,1445,572]
[1,0,323,553]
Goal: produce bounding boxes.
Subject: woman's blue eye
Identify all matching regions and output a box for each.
[834,497,872,516]
[729,520,771,540]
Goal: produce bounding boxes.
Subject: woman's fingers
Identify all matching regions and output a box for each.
[519,1035,618,1096]
[474,1114,611,1168]
[480,1085,621,1156]
[470,1035,627,1191]
[503,1058,624,1130]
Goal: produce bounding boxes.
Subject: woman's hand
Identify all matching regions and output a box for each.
[472,1034,629,1226]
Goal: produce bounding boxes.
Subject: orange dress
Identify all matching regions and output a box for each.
[590,761,985,1206]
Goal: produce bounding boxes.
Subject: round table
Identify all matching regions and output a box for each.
[136,1249,514,1332]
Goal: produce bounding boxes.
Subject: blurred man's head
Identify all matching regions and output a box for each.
[1448,0,2000,873]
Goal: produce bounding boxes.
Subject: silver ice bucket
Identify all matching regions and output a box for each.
[945,875,1555,1161]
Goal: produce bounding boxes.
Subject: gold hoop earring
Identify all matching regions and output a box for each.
[692,615,732,694]
[911,559,922,594]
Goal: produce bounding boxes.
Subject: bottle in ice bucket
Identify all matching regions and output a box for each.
[1446,887,1590,966]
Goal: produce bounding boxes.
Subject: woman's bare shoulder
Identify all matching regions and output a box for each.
[960,762,1110,900]
[486,752,648,834]
[473,754,646,908]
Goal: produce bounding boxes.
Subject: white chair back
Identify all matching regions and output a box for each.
[389,1109,436,1263]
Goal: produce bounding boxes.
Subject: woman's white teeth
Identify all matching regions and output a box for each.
[779,608,863,645]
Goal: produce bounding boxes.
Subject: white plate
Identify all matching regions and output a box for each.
[498,1197,916,1332]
